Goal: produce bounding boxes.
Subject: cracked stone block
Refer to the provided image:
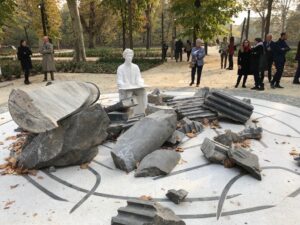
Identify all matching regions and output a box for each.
[148,94,164,105]
[17,104,109,169]
[105,97,138,113]
[203,91,254,124]
[111,111,177,173]
[166,130,186,145]
[238,127,263,140]
[166,189,188,204]
[146,104,175,115]
[108,112,129,122]
[111,199,186,225]
[177,117,204,134]
[194,87,210,98]
[135,150,181,177]
[201,138,229,164]
[228,148,262,180]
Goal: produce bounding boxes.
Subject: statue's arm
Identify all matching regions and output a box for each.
[117,67,125,89]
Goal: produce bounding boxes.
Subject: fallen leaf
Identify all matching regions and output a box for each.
[28,170,38,176]
[5,136,17,141]
[4,200,15,208]
[252,119,259,123]
[139,195,152,201]
[289,149,299,156]
[37,176,44,180]
[80,163,89,169]
[202,118,210,127]
[224,158,235,168]
[33,213,38,217]
[176,147,184,152]
[0,163,8,170]
[186,133,196,138]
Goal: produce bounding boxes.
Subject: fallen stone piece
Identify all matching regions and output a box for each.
[228,148,262,180]
[108,112,129,122]
[166,130,185,145]
[17,104,109,169]
[104,97,138,113]
[201,138,229,164]
[9,81,100,133]
[135,150,181,177]
[294,156,300,166]
[166,189,188,204]
[214,127,263,147]
[177,117,204,134]
[111,199,186,225]
[146,104,175,115]
[203,91,254,124]
[194,87,210,98]
[111,110,177,173]
[148,94,164,105]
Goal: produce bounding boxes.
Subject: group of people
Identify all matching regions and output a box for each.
[17,36,56,85]
[174,39,193,62]
[219,32,300,90]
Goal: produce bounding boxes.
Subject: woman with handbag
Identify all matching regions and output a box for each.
[189,39,206,87]
[235,40,251,88]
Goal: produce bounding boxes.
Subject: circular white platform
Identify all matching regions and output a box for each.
[1,91,300,225]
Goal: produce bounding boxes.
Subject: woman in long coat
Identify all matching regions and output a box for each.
[250,38,264,90]
[17,40,32,85]
[235,40,251,88]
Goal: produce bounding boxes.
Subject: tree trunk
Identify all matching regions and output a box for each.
[67,0,86,62]
[88,1,96,48]
[265,0,274,36]
[128,0,133,49]
[145,3,152,50]
[261,17,266,39]
[121,2,126,50]
[88,32,95,49]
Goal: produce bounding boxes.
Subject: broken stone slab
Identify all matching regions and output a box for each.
[177,117,204,134]
[111,199,186,225]
[228,147,262,180]
[201,138,229,164]
[104,97,138,113]
[203,91,254,124]
[17,104,109,169]
[8,81,100,133]
[294,156,300,166]
[111,110,177,173]
[166,130,185,145]
[135,150,181,177]
[214,127,263,147]
[151,88,175,102]
[194,87,210,98]
[166,189,188,205]
[148,94,164,105]
[146,104,175,115]
[108,112,129,122]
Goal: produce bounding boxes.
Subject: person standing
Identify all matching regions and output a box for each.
[219,37,228,69]
[162,42,169,62]
[227,36,235,70]
[235,40,251,88]
[40,36,56,81]
[175,39,183,62]
[190,39,205,87]
[17,40,32,85]
[250,38,264,90]
[271,32,291,89]
[293,41,300,84]
[185,40,192,62]
[263,34,275,82]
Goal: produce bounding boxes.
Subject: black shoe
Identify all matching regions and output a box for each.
[251,86,258,90]
[275,85,284,88]
[189,82,194,86]
[293,81,300,84]
[196,84,200,87]
[242,85,246,88]
[24,80,31,85]
[235,84,238,88]
[270,83,275,89]
[43,79,47,82]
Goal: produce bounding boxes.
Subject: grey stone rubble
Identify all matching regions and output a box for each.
[166,189,189,205]
[8,81,100,133]
[177,117,204,134]
[214,127,263,147]
[194,87,210,98]
[104,97,138,113]
[294,156,300,166]
[166,130,186,145]
[111,110,177,173]
[201,138,262,180]
[203,91,254,124]
[135,150,181,177]
[17,104,110,169]
[165,96,217,121]
[111,199,186,225]
[148,88,175,105]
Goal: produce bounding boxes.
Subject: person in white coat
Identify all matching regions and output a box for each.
[117,49,147,115]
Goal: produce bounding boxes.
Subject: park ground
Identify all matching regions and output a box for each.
[0,47,299,107]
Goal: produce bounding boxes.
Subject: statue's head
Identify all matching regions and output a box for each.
[123,48,134,64]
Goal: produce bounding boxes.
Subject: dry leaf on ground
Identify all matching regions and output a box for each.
[176,147,184,152]
[10,184,19,189]
[139,195,153,201]
[80,163,90,169]
[186,133,196,138]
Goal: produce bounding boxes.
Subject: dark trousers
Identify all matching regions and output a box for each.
[187,51,191,62]
[175,50,182,62]
[266,57,273,82]
[271,61,285,85]
[293,60,300,83]
[228,54,233,69]
[236,75,248,87]
[191,65,203,85]
[24,69,30,82]
[221,53,227,69]
[253,70,262,88]
[44,71,54,81]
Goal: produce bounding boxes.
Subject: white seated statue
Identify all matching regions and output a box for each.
[117,49,148,115]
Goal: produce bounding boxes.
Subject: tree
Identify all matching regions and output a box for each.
[0,0,16,39]
[67,0,86,62]
[286,4,300,41]
[170,0,242,42]
[265,0,274,37]
[248,0,268,38]
[279,0,294,32]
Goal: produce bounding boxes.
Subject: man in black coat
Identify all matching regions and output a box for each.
[270,32,291,89]
[263,34,275,82]
[175,39,183,62]
[17,40,32,85]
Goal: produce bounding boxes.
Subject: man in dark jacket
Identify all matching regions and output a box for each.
[270,32,291,89]
[17,40,32,85]
[175,39,183,62]
[263,34,275,82]
[250,38,264,90]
